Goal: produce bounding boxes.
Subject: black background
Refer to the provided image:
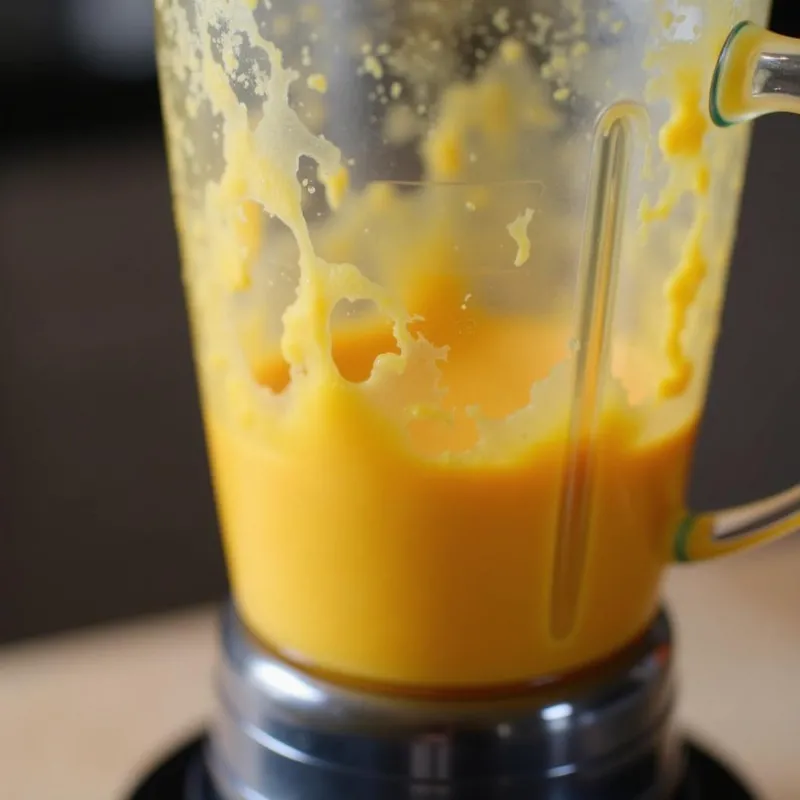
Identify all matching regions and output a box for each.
[1,3,799,644]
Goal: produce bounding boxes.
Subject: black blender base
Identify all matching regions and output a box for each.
[128,734,758,800]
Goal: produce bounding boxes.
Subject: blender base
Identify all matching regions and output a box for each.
[129,735,757,800]
[126,606,760,800]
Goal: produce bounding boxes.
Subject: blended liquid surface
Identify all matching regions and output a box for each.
[156,0,761,688]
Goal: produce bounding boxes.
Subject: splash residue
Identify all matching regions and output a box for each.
[154,0,762,688]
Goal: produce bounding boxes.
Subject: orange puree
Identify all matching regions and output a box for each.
[154,0,725,691]
[207,314,696,688]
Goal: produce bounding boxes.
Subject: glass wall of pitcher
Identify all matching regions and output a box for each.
[154,0,774,689]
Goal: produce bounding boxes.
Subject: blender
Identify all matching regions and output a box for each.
[132,0,800,797]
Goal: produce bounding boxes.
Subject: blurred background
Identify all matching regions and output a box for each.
[1,1,799,645]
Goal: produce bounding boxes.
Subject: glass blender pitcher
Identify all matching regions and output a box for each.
[146,0,800,797]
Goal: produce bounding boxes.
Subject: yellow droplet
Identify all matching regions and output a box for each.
[320,165,349,210]
[694,165,710,196]
[425,128,464,180]
[570,41,589,58]
[659,71,708,159]
[660,228,708,398]
[492,7,511,34]
[363,54,383,80]
[507,208,535,266]
[500,38,524,64]
[307,73,328,94]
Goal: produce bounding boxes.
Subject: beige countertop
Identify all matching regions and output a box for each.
[2,538,799,800]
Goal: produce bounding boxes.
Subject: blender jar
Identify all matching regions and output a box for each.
[154,0,798,690]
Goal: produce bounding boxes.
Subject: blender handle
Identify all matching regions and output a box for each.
[675,486,800,562]
[685,21,800,562]
[710,21,800,127]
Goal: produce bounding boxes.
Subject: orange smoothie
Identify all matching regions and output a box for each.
[155,0,742,691]
[208,309,696,688]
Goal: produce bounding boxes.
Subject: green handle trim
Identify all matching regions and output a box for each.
[673,513,699,563]
[709,20,751,128]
